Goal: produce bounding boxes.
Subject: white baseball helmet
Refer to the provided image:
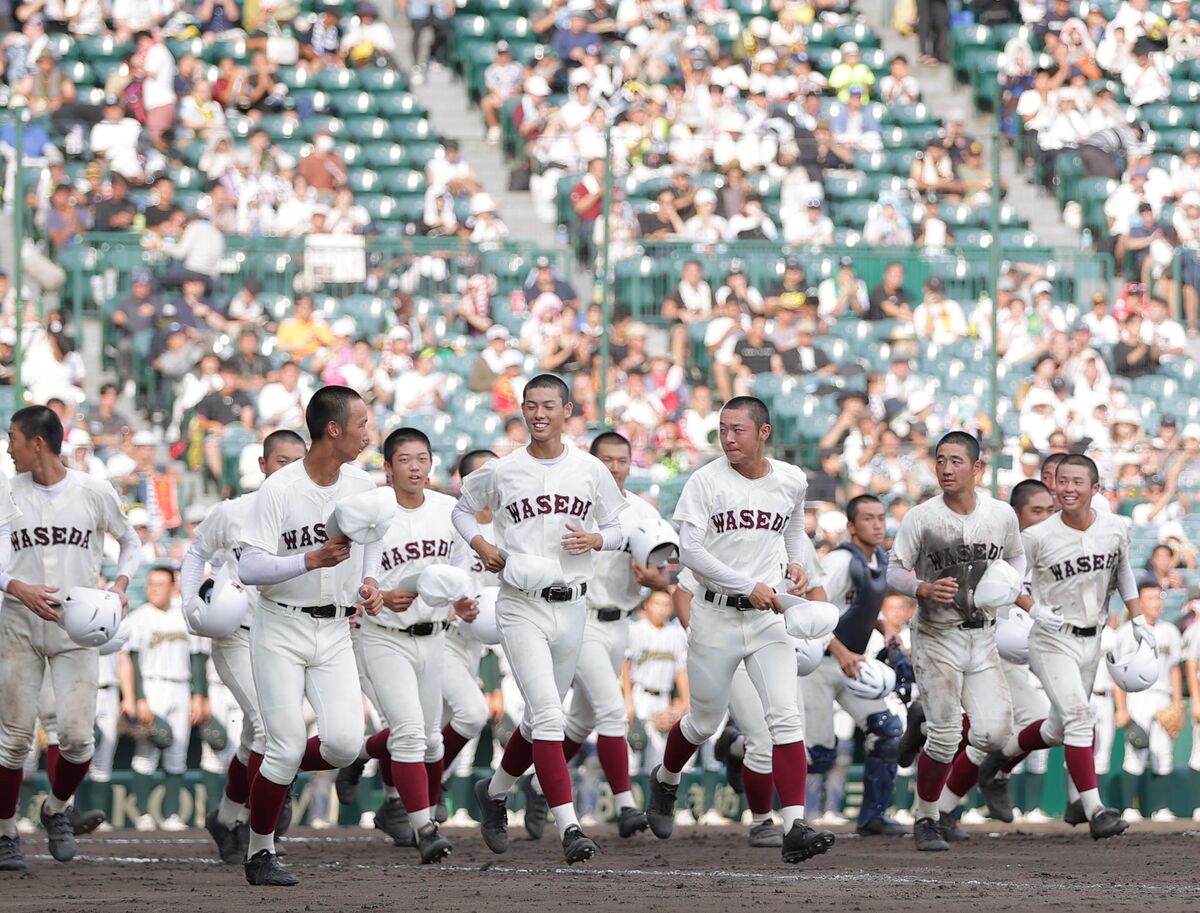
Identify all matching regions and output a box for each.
[460,586,500,645]
[843,657,897,699]
[628,518,680,567]
[792,636,827,676]
[418,565,471,607]
[780,594,840,640]
[1105,639,1159,693]
[61,587,123,648]
[99,616,131,655]
[500,552,562,592]
[185,563,249,638]
[327,488,393,544]
[973,560,1023,610]
[995,606,1034,664]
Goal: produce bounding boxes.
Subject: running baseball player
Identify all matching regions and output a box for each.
[452,374,627,864]
[623,589,688,776]
[887,431,1023,851]
[1113,579,1182,822]
[124,565,210,831]
[971,456,1139,838]
[182,429,306,862]
[354,426,475,863]
[644,395,834,865]
[237,386,383,886]
[800,494,908,837]
[0,406,139,871]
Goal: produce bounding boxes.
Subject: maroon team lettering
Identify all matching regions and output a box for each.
[504,495,593,524]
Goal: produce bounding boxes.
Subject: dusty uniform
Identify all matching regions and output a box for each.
[125,600,206,776]
[189,494,263,763]
[360,491,468,764]
[1116,620,1182,777]
[1000,661,1050,775]
[0,471,132,772]
[890,493,1022,763]
[457,446,625,743]
[238,460,377,784]
[625,613,688,772]
[563,492,662,746]
[673,458,809,751]
[1091,625,1118,776]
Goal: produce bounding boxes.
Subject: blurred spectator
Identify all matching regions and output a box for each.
[867,262,914,321]
[818,257,869,320]
[299,132,348,194]
[92,174,136,233]
[1113,312,1158,378]
[153,213,225,287]
[45,183,90,252]
[133,29,177,145]
[663,260,713,365]
[195,362,255,483]
[89,97,144,181]
[259,361,311,430]
[401,0,452,81]
[277,294,334,361]
[481,41,523,144]
[912,276,968,345]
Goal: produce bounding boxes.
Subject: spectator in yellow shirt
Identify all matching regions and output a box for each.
[276,294,335,363]
[828,42,876,102]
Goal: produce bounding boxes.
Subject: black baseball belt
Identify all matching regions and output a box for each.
[273,601,353,620]
[399,621,451,637]
[531,583,587,602]
[704,590,755,611]
[1063,624,1099,637]
[637,686,665,697]
[959,617,997,630]
[593,608,624,622]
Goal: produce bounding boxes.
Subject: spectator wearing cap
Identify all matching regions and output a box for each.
[481,40,523,144]
[911,139,962,200]
[277,294,335,362]
[1082,291,1120,344]
[784,198,834,247]
[17,47,97,144]
[829,85,881,152]
[715,264,766,318]
[301,3,343,69]
[828,42,876,102]
[469,193,509,244]
[765,258,815,314]
[682,188,730,242]
[469,324,512,393]
[863,197,914,247]
[1113,311,1159,378]
[1121,36,1169,106]
[785,317,835,376]
[818,256,870,321]
[662,260,713,365]
[457,272,495,336]
[132,29,177,146]
[912,276,968,345]
[343,1,398,61]
[299,131,348,194]
[880,54,919,104]
[524,256,579,310]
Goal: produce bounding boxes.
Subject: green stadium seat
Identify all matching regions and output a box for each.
[330,91,378,116]
[317,68,361,91]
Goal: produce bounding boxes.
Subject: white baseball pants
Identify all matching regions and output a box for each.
[1091,691,1115,776]
[728,665,773,775]
[1122,690,1174,777]
[359,624,445,763]
[201,677,243,774]
[132,678,191,776]
[36,670,120,782]
[564,612,630,744]
[1026,626,1103,750]
[442,630,488,745]
[211,625,265,763]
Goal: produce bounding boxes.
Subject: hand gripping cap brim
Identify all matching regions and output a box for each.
[501,553,563,592]
[418,565,471,607]
[62,587,123,647]
[843,657,898,699]
[1105,638,1159,693]
[780,595,840,640]
[629,518,680,567]
[973,560,1024,610]
[330,488,393,545]
[460,586,500,645]
[996,607,1033,665]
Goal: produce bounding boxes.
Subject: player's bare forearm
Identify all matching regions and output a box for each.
[1171,666,1183,704]
[674,669,689,707]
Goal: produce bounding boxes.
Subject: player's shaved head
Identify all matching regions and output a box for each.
[1010,479,1051,513]
[305,385,361,441]
[590,431,631,457]
[845,494,882,524]
[722,396,770,428]
[383,427,432,463]
[1057,453,1099,486]
[10,405,64,455]
[457,449,497,479]
[1040,451,1067,486]
[935,430,980,464]
[523,373,570,405]
[263,429,306,461]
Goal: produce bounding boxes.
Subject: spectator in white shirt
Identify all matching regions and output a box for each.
[341,1,397,57]
[682,189,730,242]
[912,276,968,345]
[89,96,144,180]
[1120,39,1170,106]
[863,199,914,247]
[257,360,311,430]
[879,54,920,104]
[133,28,177,144]
[817,257,870,321]
[1141,296,1188,359]
[784,198,834,247]
[1081,291,1121,345]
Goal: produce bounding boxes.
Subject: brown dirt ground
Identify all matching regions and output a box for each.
[4,820,1199,913]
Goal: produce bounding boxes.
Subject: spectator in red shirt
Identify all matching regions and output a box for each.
[570,157,606,241]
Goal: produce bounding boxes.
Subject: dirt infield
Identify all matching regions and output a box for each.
[5,821,1199,913]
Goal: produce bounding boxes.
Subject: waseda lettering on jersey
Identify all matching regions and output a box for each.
[1048,551,1121,582]
[710,510,791,534]
[380,539,453,570]
[504,495,593,525]
[281,524,329,551]
[928,542,1003,573]
[10,526,93,551]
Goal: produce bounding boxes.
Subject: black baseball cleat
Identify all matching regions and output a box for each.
[70,806,106,836]
[244,849,298,886]
[519,775,547,841]
[0,834,26,871]
[645,766,678,839]
[1063,799,1087,827]
[416,822,452,864]
[374,798,414,847]
[897,701,926,769]
[856,816,908,837]
[748,821,783,848]
[561,825,598,864]
[938,809,970,842]
[40,799,77,862]
[206,809,244,864]
[781,820,835,864]
[914,816,949,852]
[617,806,649,838]
[714,724,745,794]
[335,758,367,806]
[474,778,509,854]
[434,797,448,824]
[1088,807,1129,840]
[976,751,1015,823]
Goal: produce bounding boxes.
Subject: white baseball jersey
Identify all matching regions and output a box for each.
[586,491,662,612]
[626,617,687,695]
[368,489,469,628]
[459,445,626,584]
[239,459,377,608]
[1022,511,1130,626]
[0,472,21,527]
[3,469,133,604]
[125,600,205,681]
[1114,619,1182,697]
[672,457,807,595]
[193,493,257,625]
[890,492,1023,627]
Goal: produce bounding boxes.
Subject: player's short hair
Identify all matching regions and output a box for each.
[523,373,570,405]
[147,564,176,582]
[1057,453,1099,485]
[305,385,361,441]
[263,429,305,461]
[846,494,882,524]
[1010,479,1051,512]
[722,396,770,428]
[1137,575,1162,593]
[457,449,497,479]
[590,431,631,456]
[10,405,64,455]
[935,430,981,463]
[382,427,432,463]
[1040,451,1068,475]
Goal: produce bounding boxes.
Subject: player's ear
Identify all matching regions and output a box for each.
[759,421,771,441]
[563,398,574,418]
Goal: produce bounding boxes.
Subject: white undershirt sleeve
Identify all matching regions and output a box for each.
[1117,556,1139,602]
[679,520,756,594]
[180,539,212,606]
[114,528,142,584]
[238,545,308,586]
[0,523,12,592]
[362,539,383,583]
[886,561,921,597]
[782,508,808,566]
[599,516,623,551]
[1005,553,1027,577]
[451,497,485,546]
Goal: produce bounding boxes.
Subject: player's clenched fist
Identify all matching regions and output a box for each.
[472,537,506,573]
[358,583,384,616]
[453,596,479,622]
[8,581,63,622]
[749,581,783,612]
[917,576,958,604]
[382,589,418,613]
[304,535,353,570]
[784,562,808,595]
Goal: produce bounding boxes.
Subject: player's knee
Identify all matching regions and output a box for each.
[967,716,1012,753]
[456,696,489,737]
[808,743,838,774]
[562,717,592,745]
[923,724,962,764]
[0,731,34,769]
[525,705,565,742]
[55,721,95,764]
[593,704,627,739]
[743,738,772,775]
[680,712,717,746]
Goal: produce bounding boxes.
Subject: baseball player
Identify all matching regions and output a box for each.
[1184,616,1200,820]
[354,426,475,863]
[525,432,663,839]
[124,565,211,831]
[237,386,383,886]
[624,588,689,778]
[970,456,1141,838]
[1113,579,1182,822]
[800,494,908,837]
[0,406,139,871]
[887,431,1023,852]
[452,374,627,864]
[182,429,307,862]
[644,395,835,865]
